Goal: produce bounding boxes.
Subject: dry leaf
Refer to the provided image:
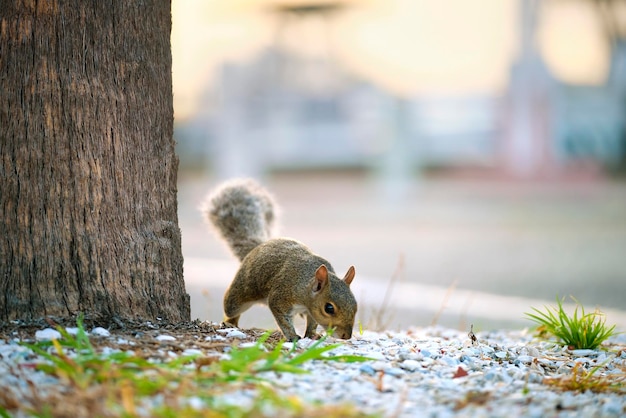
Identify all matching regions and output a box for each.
[452,366,468,379]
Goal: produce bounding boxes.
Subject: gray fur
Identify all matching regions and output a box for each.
[203,178,277,261]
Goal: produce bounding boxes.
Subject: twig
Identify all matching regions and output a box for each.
[431,279,457,326]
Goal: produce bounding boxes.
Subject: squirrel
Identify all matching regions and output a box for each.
[203,178,357,341]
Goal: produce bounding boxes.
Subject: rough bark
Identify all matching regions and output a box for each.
[0,0,190,322]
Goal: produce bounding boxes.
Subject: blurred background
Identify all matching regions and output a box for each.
[172,0,626,332]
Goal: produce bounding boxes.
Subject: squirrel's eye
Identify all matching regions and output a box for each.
[324,303,335,315]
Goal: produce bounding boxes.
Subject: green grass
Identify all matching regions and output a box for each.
[9,315,376,418]
[525,297,617,350]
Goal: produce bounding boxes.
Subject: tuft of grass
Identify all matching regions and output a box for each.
[212,331,372,380]
[525,297,617,350]
[543,362,626,394]
[11,315,374,417]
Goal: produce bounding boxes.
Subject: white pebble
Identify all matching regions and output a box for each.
[35,328,61,341]
[296,338,314,348]
[91,327,110,337]
[101,347,119,356]
[186,396,205,410]
[156,335,176,341]
[420,349,433,358]
[383,367,405,377]
[439,356,458,366]
[65,327,79,335]
[365,351,386,360]
[216,328,237,334]
[400,359,421,371]
[182,348,203,356]
[226,330,247,339]
[238,342,259,349]
[570,349,596,357]
[359,364,376,376]
[602,400,623,416]
[205,335,226,342]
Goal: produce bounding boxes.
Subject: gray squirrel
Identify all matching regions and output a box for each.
[203,178,357,341]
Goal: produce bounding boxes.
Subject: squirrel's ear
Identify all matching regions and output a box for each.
[343,266,355,286]
[314,265,329,293]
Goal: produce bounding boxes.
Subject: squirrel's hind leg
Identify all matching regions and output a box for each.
[223,291,256,328]
[222,315,240,328]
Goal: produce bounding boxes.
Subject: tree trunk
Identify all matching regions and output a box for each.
[0,1,190,322]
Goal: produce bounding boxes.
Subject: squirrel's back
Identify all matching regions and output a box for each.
[203,178,277,261]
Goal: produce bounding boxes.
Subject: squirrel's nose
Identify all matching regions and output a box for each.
[339,330,352,339]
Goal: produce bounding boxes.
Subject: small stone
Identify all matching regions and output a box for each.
[65,327,79,335]
[384,367,405,377]
[484,371,500,381]
[35,328,61,341]
[101,346,118,356]
[156,335,176,341]
[400,359,421,372]
[239,342,259,349]
[439,356,458,366]
[371,361,387,371]
[359,364,376,376]
[205,335,226,342]
[226,330,247,339]
[216,328,237,334]
[602,400,623,416]
[296,338,314,348]
[462,348,480,357]
[91,327,110,337]
[570,349,596,357]
[187,396,204,410]
[523,346,541,357]
[366,351,386,361]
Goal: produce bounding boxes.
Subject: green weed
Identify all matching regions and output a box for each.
[0,405,10,418]
[525,297,617,349]
[13,316,374,417]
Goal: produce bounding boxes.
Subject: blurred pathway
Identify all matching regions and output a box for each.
[179,171,626,331]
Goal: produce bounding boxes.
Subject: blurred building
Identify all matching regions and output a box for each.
[175,0,626,181]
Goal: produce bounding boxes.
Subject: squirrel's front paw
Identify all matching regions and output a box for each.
[304,332,322,340]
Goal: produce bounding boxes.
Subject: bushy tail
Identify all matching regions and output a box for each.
[203,178,277,261]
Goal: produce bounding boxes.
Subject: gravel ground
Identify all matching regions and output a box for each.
[1,320,625,417]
